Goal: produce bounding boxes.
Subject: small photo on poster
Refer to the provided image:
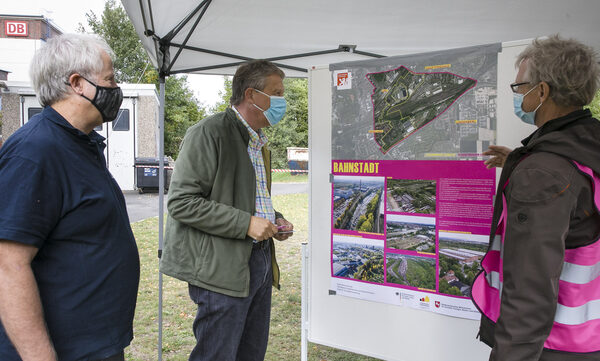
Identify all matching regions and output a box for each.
[386,253,436,290]
[438,232,488,297]
[386,179,436,214]
[386,214,436,253]
[332,235,384,283]
[333,175,385,234]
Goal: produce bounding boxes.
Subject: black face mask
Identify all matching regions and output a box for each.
[80,76,124,122]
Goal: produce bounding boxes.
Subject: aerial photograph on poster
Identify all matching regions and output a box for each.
[333,175,385,233]
[368,66,476,153]
[331,44,500,161]
[438,232,488,297]
[332,235,384,283]
[386,178,436,214]
[386,253,436,290]
[386,214,436,253]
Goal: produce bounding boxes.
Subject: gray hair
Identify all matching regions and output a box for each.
[516,35,600,107]
[230,60,285,106]
[29,33,115,107]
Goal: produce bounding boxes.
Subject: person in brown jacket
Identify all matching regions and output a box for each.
[473,35,600,361]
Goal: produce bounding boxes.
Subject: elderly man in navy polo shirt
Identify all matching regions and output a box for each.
[0,34,139,361]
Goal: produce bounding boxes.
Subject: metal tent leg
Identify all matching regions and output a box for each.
[301,242,309,361]
[158,76,166,361]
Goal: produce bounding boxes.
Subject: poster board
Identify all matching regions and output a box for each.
[306,40,536,361]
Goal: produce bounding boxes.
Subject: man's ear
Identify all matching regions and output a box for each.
[539,81,551,103]
[67,74,85,94]
[243,87,254,104]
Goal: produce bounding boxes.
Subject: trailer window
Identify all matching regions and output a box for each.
[28,107,43,120]
[112,109,130,131]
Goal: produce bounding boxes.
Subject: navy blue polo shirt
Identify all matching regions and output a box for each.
[0,107,140,361]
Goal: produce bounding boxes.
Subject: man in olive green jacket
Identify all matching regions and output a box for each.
[161,60,293,361]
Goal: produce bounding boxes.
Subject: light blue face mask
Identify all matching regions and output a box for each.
[253,89,287,126]
[513,84,542,125]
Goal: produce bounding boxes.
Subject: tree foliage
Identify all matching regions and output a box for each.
[210,77,233,114]
[586,90,600,119]
[439,280,462,296]
[263,78,309,168]
[80,0,206,159]
[405,259,436,290]
[213,77,309,168]
[143,72,206,158]
[80,0,152,84]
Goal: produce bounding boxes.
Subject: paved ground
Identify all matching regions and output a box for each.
[124,182,308,223]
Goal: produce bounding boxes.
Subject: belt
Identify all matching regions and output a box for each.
[252,240,270,250]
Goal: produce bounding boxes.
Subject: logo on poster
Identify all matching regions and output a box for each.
[418,296,431,310]
[5,21,28,37]
[333,70,352,90]
[337,73,349,87]
[435,301,441,308]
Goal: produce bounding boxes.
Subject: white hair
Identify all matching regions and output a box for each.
[29,33,115,106]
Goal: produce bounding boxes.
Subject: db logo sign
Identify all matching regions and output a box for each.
[5,21,29,37]
[435,301,441,308]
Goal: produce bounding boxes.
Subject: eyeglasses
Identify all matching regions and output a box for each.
[510,82,530,93]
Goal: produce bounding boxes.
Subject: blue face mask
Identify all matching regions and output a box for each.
[252,89,287,126]
[513,84,542,125]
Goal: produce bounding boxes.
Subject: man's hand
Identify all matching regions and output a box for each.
[0,240,57,361]
[274,218,294,241]
[247,216,278,241]
[483,145,512,169]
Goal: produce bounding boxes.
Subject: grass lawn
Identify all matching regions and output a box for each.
[126,191,379,360]
[271,172,308,183]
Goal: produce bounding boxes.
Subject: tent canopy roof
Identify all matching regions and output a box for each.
[122,0,600,77]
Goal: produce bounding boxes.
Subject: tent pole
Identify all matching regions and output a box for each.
[157,75,166,361]
[301,242,309,361]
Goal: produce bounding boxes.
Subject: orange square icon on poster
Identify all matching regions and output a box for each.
[333,70,352,90]
[337,72,348,87]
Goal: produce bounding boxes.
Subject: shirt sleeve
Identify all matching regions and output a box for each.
[0,156,63,248]
[167,125,251,240]
[491,154,579,361]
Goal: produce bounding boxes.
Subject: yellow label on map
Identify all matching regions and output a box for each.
[439,230,472,234]
[368,130,384,133]
[425,64,451,70]
[359,231,383,236]
[455,119,477,124]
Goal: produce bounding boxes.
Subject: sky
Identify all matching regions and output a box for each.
[3,0,224,108]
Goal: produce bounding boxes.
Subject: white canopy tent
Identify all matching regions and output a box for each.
[123,0,600,78]
[120,0,600,359]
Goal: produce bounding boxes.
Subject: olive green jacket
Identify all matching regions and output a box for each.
[161,108,280,297]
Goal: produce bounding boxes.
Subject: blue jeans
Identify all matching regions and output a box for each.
[188,242,273,361]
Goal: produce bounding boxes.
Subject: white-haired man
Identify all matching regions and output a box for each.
[0,34,139,361]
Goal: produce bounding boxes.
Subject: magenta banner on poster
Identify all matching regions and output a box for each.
[330,159,495,319]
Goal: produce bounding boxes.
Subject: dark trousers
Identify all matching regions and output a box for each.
[188,242,273,361]
[92,351,125,361]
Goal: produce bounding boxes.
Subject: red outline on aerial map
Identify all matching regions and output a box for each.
[366,66,478,154]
